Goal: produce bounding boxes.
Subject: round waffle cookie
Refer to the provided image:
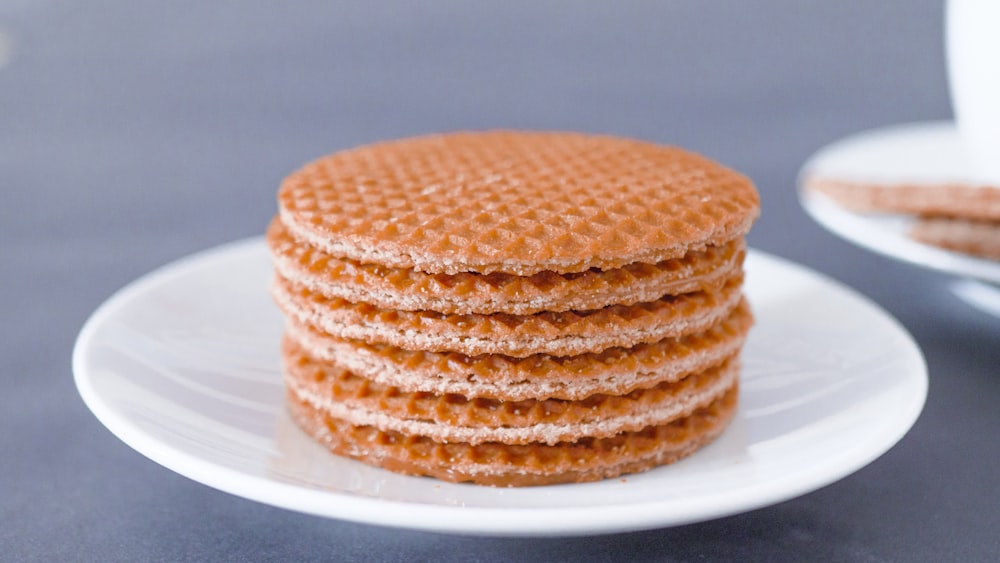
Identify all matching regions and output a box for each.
[278,131,759,275]
[268,131,760,486]
[284,298,753,401]
[268,217,747,315]
[287,384,739,487]
[271,272,745,357]
[283,335,740,446]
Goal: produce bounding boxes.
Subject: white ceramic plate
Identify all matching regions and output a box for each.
[73,238,927,537]
[799,121,1000,301]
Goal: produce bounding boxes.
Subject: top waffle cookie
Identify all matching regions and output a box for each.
[278,131,760,275]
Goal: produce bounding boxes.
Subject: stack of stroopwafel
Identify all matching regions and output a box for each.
[267,131,760,486]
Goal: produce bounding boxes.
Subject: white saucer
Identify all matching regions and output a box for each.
[799,121,1000,315]
[73,239,927,537]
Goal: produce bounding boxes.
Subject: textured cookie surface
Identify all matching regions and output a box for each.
[268,217,746,314]
[284,334,739,445]
[287,384,738,487]
[272,273,745,357]
[285,298,753,401]
[278,131,759,275]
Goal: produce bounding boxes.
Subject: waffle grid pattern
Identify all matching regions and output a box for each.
[268,218,746,314]
[288,385,738,486]
[284,334,739,444]
[285,299,753,400]
[279,131,759,275]
[271,273,745,357]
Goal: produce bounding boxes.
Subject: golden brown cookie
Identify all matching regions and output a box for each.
[277,131,759,275]
[284,298,753,401]
[909,216,1000,260]
[287,384,738,487]
[271,272,745,357]
[267,217,746,314]
[283,334,740,445]
[804,176,1000,222]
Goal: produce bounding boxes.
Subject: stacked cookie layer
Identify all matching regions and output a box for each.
[806,177,1000,260]
[268,131,760,486]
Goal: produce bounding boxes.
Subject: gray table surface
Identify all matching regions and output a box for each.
[4,1,998,561]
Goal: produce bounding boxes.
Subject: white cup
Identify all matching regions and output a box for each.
[947,0,1000,183]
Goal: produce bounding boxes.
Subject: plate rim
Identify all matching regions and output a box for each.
[72,238,928,537]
